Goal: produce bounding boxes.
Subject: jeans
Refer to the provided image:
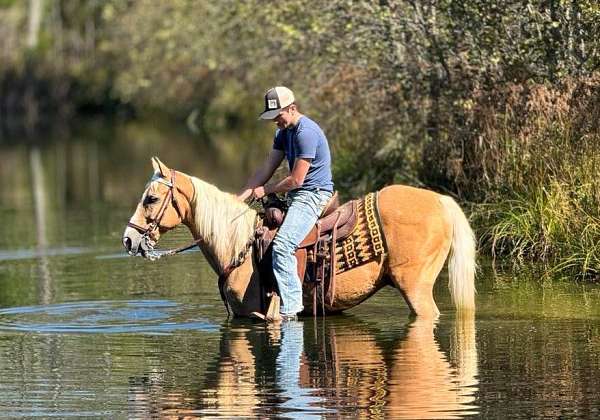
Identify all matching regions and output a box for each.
[272,188,332,316]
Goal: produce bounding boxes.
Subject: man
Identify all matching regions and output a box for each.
[237,86,334,320]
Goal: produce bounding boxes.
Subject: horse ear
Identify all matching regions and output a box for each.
[151,157,169,177]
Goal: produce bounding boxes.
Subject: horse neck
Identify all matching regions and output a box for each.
[188,177,257,271]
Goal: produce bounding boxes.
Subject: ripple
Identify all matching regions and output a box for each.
[0,247,88,261]
[94,248,200,260]
[0,300,218,334]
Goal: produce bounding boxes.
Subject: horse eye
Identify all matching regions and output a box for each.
[143,195,159,207]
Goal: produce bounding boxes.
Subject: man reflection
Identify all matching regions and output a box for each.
[276,319,325,419]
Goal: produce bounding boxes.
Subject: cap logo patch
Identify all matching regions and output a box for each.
[268,99,278,109]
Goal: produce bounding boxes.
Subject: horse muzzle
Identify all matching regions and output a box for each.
[122,227,155,257]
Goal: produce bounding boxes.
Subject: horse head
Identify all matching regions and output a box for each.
[122,157,192,258]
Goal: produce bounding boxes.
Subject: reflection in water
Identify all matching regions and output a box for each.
[306,316,479,418]
[29,147,52,304]
[385,317,478,419]
[0,117,270,215]
[277,320,328,419]
[135,316,478,418]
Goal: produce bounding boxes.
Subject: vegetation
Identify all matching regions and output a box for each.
[1,0,600,279]
[469,77,600,280]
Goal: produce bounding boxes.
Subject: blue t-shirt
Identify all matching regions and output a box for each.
[273,116,334,192]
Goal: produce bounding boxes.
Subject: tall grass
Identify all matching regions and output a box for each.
[475,182,600,280]
[468,76,600,280]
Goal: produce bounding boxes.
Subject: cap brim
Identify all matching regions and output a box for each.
[259,109,281,120]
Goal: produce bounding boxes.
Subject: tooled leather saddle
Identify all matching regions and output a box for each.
[253,191,385,315]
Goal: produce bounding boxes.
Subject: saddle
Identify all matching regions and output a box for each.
[254,191,360,315]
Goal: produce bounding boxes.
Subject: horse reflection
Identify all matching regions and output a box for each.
[196,316,478,418]
[380,317,478,418]
[125,316,478,417]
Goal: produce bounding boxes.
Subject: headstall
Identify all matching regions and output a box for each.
[127,169,184,240]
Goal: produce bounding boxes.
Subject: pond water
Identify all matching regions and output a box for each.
[1,118,600,418]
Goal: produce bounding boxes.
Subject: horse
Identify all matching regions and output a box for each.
[122,157,477,319]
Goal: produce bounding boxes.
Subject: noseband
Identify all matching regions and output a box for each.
[127,169,185,239]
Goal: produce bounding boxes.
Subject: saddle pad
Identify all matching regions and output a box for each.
[334,192,387,273]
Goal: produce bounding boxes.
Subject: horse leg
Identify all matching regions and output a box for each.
[387,246,449,319]
[225,257,263,316]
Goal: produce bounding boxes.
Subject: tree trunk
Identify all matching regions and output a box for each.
[27,0,44,49]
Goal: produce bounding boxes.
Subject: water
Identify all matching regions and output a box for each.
[1,118,600,418]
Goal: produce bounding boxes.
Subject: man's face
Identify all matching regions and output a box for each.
[274,105,295,129]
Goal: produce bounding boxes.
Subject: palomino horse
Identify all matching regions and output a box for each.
[122,157,476,319]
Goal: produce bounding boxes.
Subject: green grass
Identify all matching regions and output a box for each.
[473,180,600,281]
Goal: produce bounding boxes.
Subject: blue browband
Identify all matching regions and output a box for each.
[150,173,173,188]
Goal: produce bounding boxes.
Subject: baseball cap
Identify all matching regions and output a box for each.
[259,86,295,120]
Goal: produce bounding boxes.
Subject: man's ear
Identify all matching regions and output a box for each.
[151,157,170,177]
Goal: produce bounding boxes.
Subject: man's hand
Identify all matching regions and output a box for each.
[252,186,266,200]
[237,150,284,201]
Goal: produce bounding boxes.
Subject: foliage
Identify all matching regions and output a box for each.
[469,76,600,277]
[461,76,600,200]
[2,0,600,277]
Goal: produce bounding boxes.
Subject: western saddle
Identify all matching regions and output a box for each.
[253,191,360,316]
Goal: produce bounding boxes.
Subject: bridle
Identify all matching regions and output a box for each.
[127,169,186,240]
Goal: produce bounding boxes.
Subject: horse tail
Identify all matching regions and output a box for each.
[439,195,477,312]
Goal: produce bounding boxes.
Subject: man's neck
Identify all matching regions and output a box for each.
[290,113,304,127]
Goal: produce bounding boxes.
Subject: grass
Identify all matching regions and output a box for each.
[473,180,600,281]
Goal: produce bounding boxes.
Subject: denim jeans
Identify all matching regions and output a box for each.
[272,188,332,316]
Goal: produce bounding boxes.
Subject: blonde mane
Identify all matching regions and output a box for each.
[189,177,257,269]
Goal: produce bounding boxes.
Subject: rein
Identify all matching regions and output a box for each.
[157,197,256,258]
[161,237,205,256]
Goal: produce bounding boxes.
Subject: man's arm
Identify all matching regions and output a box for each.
[253,158,311,198]
[237,149,285,201]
